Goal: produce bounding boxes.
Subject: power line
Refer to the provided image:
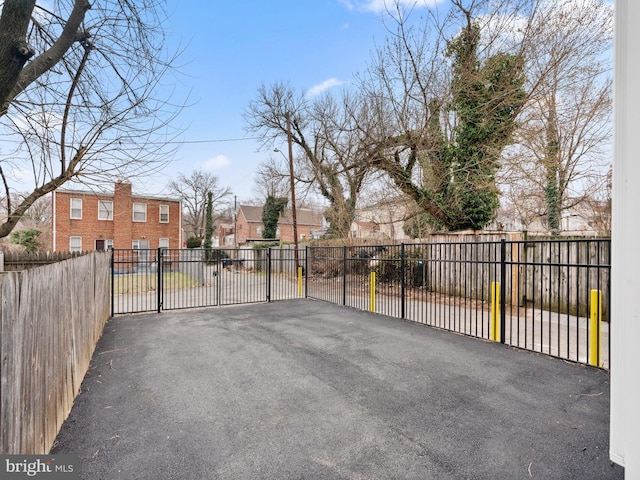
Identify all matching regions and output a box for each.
[166,136,262,145]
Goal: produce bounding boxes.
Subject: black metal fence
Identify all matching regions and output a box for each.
[306,239,611,368]
[110,239,610,368]
[111,247,305,315]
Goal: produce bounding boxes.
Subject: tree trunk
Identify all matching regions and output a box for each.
[545,95,561,235]
[0,0,91,115]
[0,0,37,112]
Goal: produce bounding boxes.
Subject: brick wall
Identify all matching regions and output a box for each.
[53,182,181,251]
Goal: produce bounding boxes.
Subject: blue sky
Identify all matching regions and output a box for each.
[145,0,443,202]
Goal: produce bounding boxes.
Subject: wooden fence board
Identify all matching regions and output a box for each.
[0,252,110,454]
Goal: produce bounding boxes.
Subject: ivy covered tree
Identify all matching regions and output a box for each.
[203,191,213,261]
[262,195,288,239]
[359,1,526,231]
[442,21,526,230]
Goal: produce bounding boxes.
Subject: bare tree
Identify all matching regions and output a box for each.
[245,83,372,238]
[168,170,232,240]
[355,0,527,231]
[252,156,291,201]
[0,0,183,239]
[500,0,613,235]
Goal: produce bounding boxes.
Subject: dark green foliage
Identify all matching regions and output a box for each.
[204,191,214,261]
[10,229,41,253]
[186,237,202,248]
[208,249,229,261]
[546,164,560,235]
[545,110,561,235]
[440,23,526,230]
[403,214,432,239]
[262,195,288,239]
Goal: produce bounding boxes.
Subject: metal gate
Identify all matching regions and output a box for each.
[111,247,305,315]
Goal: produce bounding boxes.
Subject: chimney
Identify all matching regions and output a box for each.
[114,180,133,249]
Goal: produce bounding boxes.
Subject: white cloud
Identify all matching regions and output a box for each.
[306,78,345,98]
[202,154,230,170]
[340,0,443,14]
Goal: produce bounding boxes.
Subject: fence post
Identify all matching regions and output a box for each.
[491,281,500,342]
[400,243,406,320]
[157,247,163,313]
[304,246,309,298]
[342,245,347,306]
[369,271,376,312]
[110,248,115,317]
[589,289,602,367]
[500,239,507,344]
[266,248,271,302]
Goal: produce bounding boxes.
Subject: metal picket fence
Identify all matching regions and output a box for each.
[111,247,305,315]
[306,239,611,368]
[111,239,611,368]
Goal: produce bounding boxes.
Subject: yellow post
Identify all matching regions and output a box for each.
[369,271,376,312]
[491,282,500,342]
[297,266,303,297]
[589,289,602,367]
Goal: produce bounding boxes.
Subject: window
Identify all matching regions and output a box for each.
[159,238,169,249]
[132,239,149,250]
[95,239,113,251]
[69,236,82,252]
[98,200,113,220]
[70,198,82,219]
[256,226,263,236]
[159,205,169,223]
[133,202,147,222]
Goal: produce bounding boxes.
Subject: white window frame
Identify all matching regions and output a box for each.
[70,198,82,219]
[98,200,114,221]
[132,202,147,222]
[159,238,169,249]
[69,236,82,252]
[159,204,169,223]
[95,239,113,251]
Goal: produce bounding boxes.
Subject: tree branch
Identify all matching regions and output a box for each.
[4,0,91,112]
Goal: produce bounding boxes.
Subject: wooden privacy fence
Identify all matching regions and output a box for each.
[0,251,111,454]
[0,250,91,272]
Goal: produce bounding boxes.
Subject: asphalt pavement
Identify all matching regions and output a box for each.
[52,299,623,479]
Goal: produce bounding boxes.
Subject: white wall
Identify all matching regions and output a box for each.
[610,0,640,474]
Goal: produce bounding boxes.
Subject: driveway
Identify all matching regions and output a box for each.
[52,300,622,479]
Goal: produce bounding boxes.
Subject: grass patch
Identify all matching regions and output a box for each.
[113,272,200,294]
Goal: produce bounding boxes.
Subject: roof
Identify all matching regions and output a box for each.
[54,188,180,203]
[238,205,264,223]
[238,205,324,227]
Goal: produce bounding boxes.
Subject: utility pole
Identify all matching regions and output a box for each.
[286,112,299,268]
[233,195,237,248]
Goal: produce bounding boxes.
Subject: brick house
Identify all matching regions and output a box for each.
[231,205,324,245]
[52,180,182,252]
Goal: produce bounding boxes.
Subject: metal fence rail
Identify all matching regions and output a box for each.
[111,247,305,315]
[306,239,611,368]
[111,240,610,368]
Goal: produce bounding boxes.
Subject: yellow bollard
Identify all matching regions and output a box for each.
[370,271,376,312]
[589,289,602,367]
[491,282,500,342]
[297,266,303,297]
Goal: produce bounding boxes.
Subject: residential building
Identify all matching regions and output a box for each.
[351,199,412,242]
[52,180,182,252]
[231,205,324,245]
